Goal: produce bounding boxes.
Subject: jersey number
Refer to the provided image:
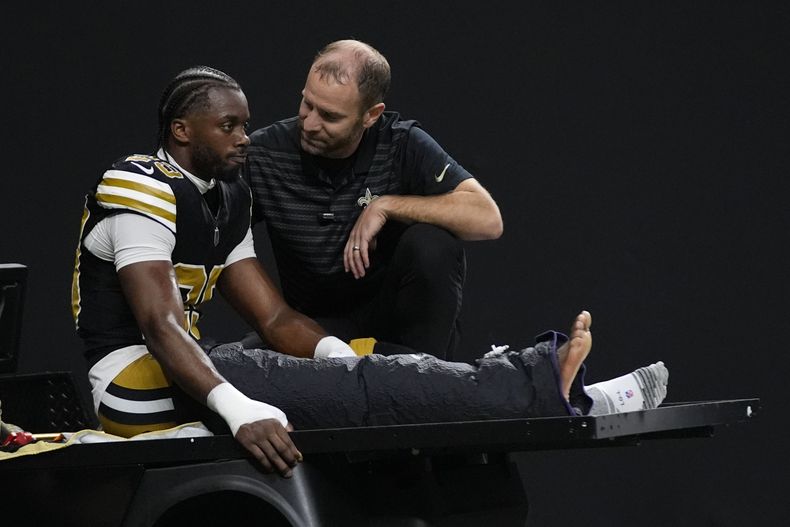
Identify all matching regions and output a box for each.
[174,263,224,339]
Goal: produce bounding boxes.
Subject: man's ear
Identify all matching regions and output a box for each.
[362,103,385,129]
[170,118,190,144]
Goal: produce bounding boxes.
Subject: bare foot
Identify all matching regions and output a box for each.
[557,310,592,400]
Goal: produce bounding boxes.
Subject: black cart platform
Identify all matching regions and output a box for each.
[1,398,758,527]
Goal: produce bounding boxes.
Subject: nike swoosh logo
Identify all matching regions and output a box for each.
[435,163,451,183]
[131,162,154,175]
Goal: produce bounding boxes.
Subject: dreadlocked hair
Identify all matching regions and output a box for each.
[156,66,241,151]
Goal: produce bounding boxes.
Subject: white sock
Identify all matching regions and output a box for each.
[586,361,669,415]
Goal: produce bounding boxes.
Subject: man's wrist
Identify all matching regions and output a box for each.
[207,382,288,435]
[314,336,357,358]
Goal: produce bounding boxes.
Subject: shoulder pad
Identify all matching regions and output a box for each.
[113,154,184,180]
[95,157,178,232]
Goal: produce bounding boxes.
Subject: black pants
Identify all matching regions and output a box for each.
[244,223,466,360]
[327,223,466,360]
[206,331,592,431]
[241,223,466,360]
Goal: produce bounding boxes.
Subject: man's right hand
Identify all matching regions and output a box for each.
[344,197,388,278]
[235,419,303,478]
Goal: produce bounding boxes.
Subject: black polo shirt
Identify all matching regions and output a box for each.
[245,111,472,315]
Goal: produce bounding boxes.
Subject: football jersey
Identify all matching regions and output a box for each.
[71,154,252,366]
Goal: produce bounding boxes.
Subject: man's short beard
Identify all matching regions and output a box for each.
[192,143,238,182]
[214,165,240,182]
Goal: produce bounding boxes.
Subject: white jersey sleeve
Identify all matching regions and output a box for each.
[83,213,175,271]
[84,215,256,271]
[224,227,256,266]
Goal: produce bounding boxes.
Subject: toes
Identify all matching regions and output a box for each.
[572,311,592,336]
[580,310,592,331]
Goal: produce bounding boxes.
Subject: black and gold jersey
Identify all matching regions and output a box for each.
[71,154,252,366]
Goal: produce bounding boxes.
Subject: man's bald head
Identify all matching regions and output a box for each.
[312,39,391,111]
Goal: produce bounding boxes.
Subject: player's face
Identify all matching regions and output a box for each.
[188,87,250,182]
[298,69,367,159]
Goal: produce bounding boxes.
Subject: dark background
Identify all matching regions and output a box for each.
[2,2,787,525]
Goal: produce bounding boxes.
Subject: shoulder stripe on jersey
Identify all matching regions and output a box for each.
[102,176,176,205]
[96,169,177,231]
[95,193,177,231]
[102,170,176,201]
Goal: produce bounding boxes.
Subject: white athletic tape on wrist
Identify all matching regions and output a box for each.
[206,382,288,436]
[314,335,357,358]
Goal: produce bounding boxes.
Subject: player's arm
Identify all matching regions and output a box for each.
[118,259,301,476]
[118,260,222,400]
[218,256,355,358]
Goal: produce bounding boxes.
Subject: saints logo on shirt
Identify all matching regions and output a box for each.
[357,188,379,208]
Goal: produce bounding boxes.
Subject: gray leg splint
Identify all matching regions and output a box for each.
[208,332,591,430]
